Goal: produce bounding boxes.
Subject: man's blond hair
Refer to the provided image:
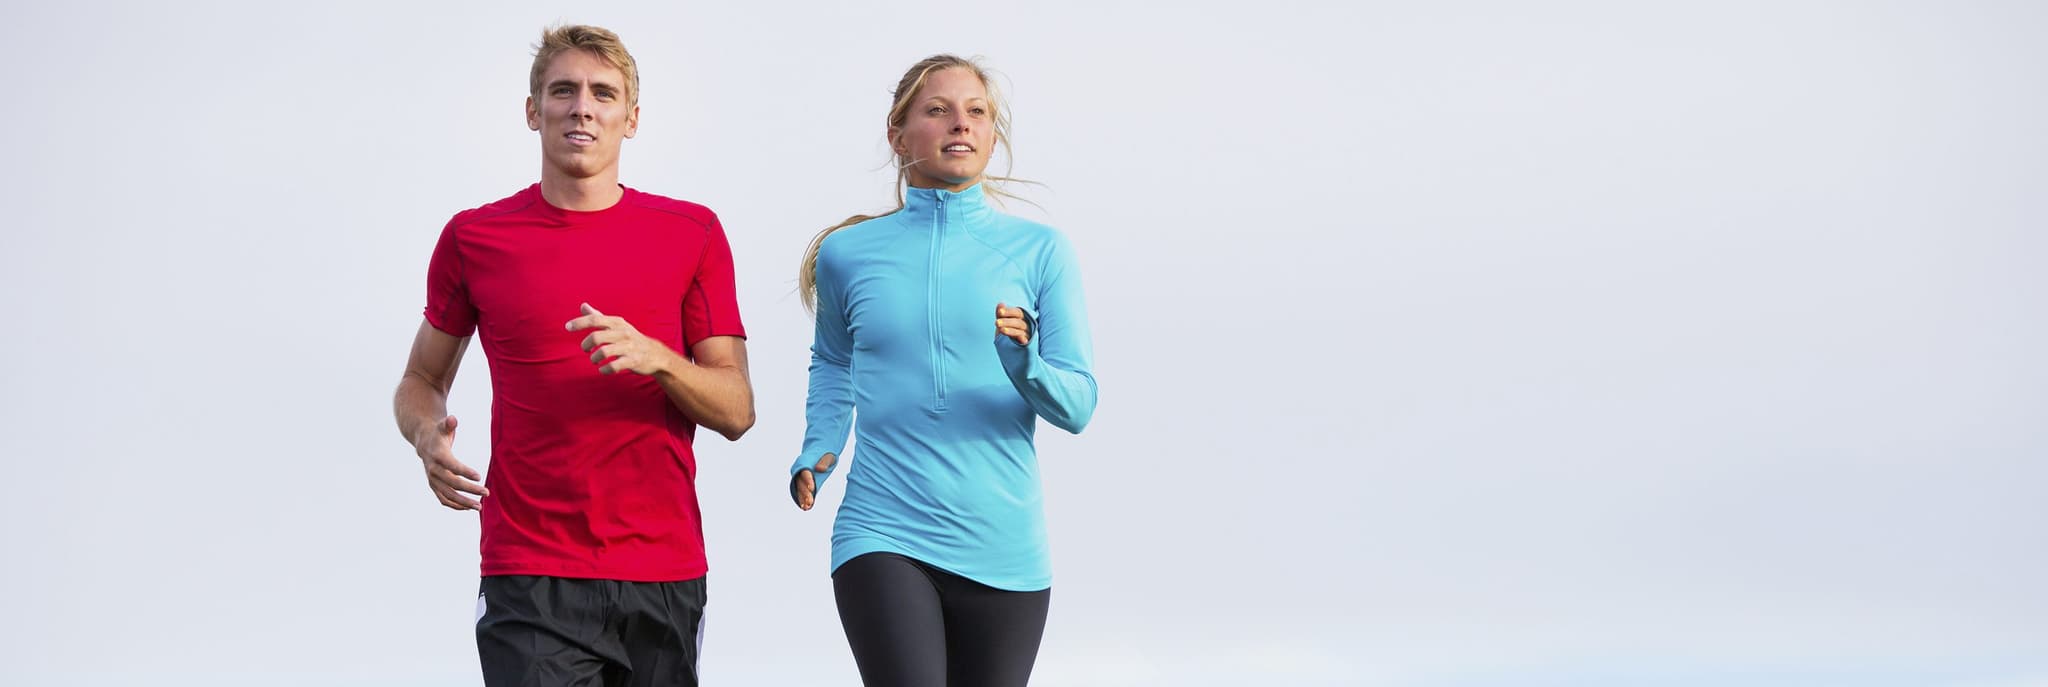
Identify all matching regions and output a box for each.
[529,25,639,105]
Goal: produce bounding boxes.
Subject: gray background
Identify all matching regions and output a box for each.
[1,1,2042,684]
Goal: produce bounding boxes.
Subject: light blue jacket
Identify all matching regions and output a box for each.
[795,183,1097,591]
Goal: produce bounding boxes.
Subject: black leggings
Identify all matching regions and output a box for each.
[832,552,1051,687]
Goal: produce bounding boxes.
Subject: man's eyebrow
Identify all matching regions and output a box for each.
[544,79,621,91]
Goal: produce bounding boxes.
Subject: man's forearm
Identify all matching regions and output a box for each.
[394,373,452,445]
[654,357,755,441]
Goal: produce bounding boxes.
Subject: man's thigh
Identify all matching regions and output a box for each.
[615,577,708,687]
[476,575,625,687]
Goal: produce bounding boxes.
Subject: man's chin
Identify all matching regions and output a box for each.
[546,152,614,178]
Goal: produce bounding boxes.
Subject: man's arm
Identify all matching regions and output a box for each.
[394,319,488,510]
[657,335,754,441]
[568,304,756,441]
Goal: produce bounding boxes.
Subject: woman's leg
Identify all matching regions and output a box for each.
[833,552,948,687]
[936,570,1051,687]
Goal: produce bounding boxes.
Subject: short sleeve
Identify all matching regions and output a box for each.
[423,218,477,336]
[681,211,748,350]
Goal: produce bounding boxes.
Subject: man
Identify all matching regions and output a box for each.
[392,24,752,686]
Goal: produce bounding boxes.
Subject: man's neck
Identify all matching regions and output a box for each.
[540,172,624,212]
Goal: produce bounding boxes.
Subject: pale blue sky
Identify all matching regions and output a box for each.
[1,1,2043,685]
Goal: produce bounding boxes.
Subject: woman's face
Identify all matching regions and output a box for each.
[893,67,997,192]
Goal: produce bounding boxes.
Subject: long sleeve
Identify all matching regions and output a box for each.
[794,245,855,491]
[996,232,1097,434]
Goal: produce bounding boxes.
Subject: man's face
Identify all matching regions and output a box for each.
[526,49,638,181]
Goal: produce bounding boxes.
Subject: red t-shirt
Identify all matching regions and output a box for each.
[424,184,746,582]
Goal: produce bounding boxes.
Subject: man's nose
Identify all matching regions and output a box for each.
[569,91,595,120]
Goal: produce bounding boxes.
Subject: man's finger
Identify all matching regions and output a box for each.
[566,316,615,332]
[433,468,490,496]
[566,303,610,332]
[442,470,488,495]
[442,415,460,434]
[428,457,486,488]
[434,484,479,510]
[430,454,482,482]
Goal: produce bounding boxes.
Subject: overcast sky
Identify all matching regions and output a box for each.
[1,1,2043,685]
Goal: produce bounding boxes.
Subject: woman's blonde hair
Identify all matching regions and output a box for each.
[798,54,1028,314]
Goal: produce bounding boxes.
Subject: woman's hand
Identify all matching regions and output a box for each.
[995,303,1031,346]
[791,452,837,510]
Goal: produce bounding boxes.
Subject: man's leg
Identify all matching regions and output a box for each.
[617,576,708,687]
[477,575,628,687]
[833,552,949,687]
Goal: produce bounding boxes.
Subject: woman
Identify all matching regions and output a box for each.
[790,54,1098,686]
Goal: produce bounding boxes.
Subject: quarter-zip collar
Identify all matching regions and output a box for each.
[901,182,994,229]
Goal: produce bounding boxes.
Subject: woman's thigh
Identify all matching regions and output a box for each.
[833,552,948,687]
